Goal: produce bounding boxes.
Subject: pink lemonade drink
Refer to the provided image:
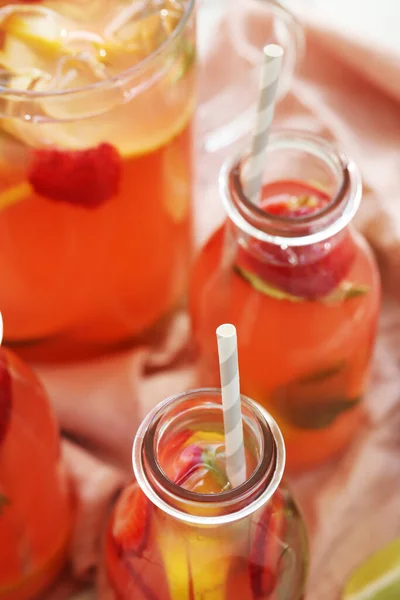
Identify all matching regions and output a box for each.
[0,318,73,599]
[105,389,309,599]
[0,0,195,362]
[190,132,381,472]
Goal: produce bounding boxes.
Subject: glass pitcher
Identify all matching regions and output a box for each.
[0,0,303,363]
[0,0,196,362]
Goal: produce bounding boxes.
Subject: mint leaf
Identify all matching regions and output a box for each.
[270,361,361,429]
[289,398,360,429]
[297,362,346,384]
[234,265,369,304]
[202,450,230,490]
[234,266,303,303]
[322,282,369,304]
[272,392,360,430]
[0,494,10,515]
[169,40,196,84]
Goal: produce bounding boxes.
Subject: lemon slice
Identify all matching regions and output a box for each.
[186,431,226,446]
[0,12,65,55]
[155,514,191,600]
[0,99,193,212]
[342,538,400,600]
[0,182,32,210]
[0,6,194,74]
[0,4,195,212]
[156,513,236,600]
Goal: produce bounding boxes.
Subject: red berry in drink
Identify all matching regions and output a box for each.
[237,180,356,298]
[174,443,203,485]
[28,143,122,209]
[249,502,276,597]
[112,483,151,554]
[249,490,286,598]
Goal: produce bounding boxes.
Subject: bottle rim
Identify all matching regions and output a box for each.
[219,129,362,247]
[132,388,286,526]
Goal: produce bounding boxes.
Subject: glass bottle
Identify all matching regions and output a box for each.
[190,131,381,472]
[0,314,73,599]
[105,388,309,599]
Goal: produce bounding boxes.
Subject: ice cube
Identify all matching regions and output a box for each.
[102,0,188,70]
[0,5,74,78]
[45,0,115,25]
[58,53,107,86]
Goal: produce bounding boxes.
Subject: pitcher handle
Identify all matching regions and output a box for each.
[196,0,305,154]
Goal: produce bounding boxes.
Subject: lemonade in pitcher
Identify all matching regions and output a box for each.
[0,0,195,362]
[105,389,309,599]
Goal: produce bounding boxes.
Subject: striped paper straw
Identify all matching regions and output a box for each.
[216,324,246,488]
[245,43,284,204]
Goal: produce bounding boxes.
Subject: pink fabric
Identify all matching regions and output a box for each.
[33,4,400,598]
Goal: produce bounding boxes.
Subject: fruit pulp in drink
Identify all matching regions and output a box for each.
[0,0,195,362]
[105,423,307,599]
[190,180,381,471]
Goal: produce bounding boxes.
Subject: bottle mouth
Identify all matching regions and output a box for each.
[220,130,362,247]
[0,0,195,105]
[133,388,285,525]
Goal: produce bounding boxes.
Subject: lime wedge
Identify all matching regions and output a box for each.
[342,538,400,600]
[235,265,369,305]
[234,265,303,303]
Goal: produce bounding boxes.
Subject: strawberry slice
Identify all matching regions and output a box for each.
[0,353,12,447]
[249,502,275,597]
[159,429,204,482]
[237,180,356,299]
[112,430,230,555]
[249,489,286,598]
[28,142,122,209]
[112,482,151,555]
[112,431,200,553]
[159,429,193,467]
[174,443,203,486]
[160,429,230,491]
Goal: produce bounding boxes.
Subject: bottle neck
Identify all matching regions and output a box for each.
[132,389,285,526]
[220,130,362,248]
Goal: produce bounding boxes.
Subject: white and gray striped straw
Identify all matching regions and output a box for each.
[216,324,246,488]
[245,43,284,204]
